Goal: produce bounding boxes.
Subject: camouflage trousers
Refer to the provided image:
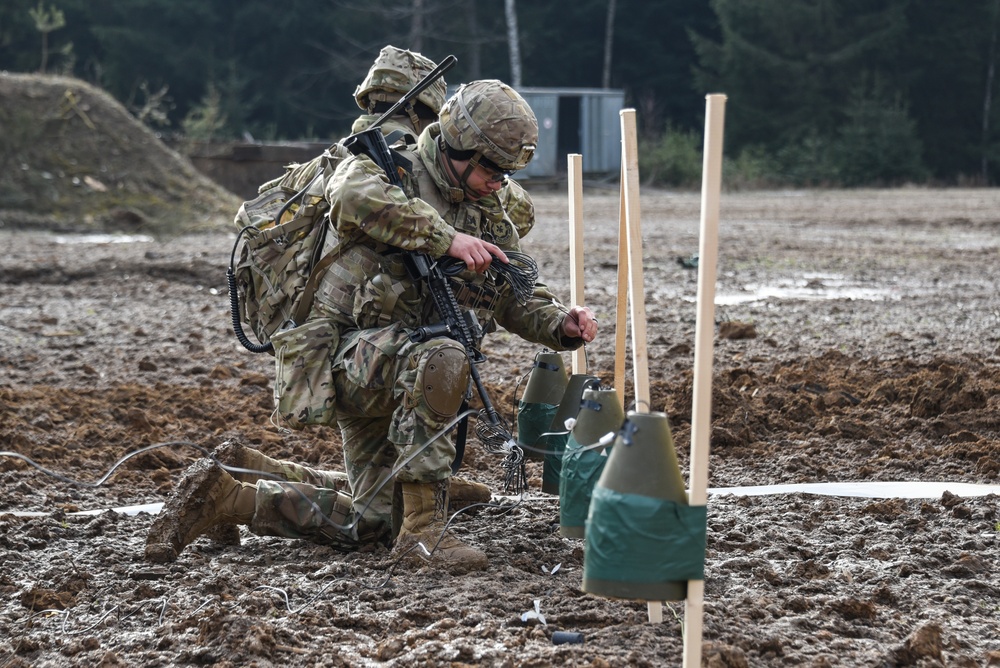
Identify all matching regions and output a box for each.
[250,322,469,551]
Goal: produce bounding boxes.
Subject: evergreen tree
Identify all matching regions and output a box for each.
[693,0,908,151]
[830,75,927,185]
[903,0,1000,182]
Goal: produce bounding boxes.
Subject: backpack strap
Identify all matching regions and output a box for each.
[292,136,417,327]
[288,152,353,327]
[383,129,407,145]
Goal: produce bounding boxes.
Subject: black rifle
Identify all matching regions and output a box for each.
[400,249,522,488]
[401,253,511,433]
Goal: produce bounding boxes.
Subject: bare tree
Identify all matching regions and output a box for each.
[409,0,424,52]
[465,3,482,79]
[505,0,522,87]
[982,0,999,182]
[602,0,617,89]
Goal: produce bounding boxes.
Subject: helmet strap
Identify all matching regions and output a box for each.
[403,102,425,134]
[438,137,479,201]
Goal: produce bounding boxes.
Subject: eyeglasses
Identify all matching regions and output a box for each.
[475,158,513,185]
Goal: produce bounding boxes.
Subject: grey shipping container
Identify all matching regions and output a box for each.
[517,88,624,179]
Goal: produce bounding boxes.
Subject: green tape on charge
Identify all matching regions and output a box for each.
[559,437,608,530]
[542,438,569,494]
[585,486,707,582]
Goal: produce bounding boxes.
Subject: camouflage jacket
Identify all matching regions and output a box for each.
[313,123,579,351]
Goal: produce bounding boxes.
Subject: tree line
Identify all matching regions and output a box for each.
[2,0,999,186]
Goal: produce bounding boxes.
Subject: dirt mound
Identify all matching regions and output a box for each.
[0,73,240,235]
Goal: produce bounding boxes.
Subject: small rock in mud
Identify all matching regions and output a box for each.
[719,320,757,340]
[891,622,943,665]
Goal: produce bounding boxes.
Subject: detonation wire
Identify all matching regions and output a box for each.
[11,470,574,637]
[270,408,484,538]
[438,250,538,306]
[512,375,617,460]
[3,374,551,630]
[233,496,529,615]
[502,298,597,462]
[0,410,486,527]
[0,441,217,488]
[508,366,534,429]
[0,414,527,564]
[14,595,211,635]
[505,360,572,457]
[436,250,542,493]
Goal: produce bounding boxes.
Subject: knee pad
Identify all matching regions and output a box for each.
[418,342,470,417]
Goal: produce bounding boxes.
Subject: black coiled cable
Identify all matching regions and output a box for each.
[439,251,538,305]
[228,227,273,354]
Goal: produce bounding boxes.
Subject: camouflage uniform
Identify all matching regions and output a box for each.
[251,86,581,551]
[145,73,564,567]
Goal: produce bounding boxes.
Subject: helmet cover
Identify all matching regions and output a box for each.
[438,79,538,172]
[354,45,446,114]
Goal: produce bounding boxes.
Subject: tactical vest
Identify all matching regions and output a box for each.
[310,147,524,335]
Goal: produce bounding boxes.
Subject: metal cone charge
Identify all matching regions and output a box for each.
[559,387,624,538]
[583,411,701,602]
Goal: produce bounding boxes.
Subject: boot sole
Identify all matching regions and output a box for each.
[145,459,224,563]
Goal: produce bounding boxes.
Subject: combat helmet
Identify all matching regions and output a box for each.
[354,45,447,119]
[439,79,538,174]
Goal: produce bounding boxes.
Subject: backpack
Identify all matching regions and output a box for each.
[224,131,409,429]
[226,129,413,354]
[227,147,347,354]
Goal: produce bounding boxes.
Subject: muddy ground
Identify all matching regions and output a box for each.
[1,186,1000,667]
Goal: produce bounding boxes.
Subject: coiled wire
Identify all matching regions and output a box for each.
[474,411,527,494]
[439,251,538,305]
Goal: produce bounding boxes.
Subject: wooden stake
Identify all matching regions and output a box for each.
[683,93,727,668]
[613,161,628,401]
[619,108,661,624]
[567,153,586,375]
[619,110,650,412]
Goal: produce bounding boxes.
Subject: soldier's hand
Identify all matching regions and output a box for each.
[447,232,508,273]
[562,306,598,342]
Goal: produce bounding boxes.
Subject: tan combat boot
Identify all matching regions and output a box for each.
[393,479,487,573]
[206,442,348,545]
[145,459,257,564]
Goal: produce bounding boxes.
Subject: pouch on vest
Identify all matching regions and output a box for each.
[352,254,424,330]
[272,319,340,430]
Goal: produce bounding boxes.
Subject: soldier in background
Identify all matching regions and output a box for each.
[146,80,597,573]
[273,44,536,239]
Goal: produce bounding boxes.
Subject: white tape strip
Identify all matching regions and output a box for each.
[5,481,998,518]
